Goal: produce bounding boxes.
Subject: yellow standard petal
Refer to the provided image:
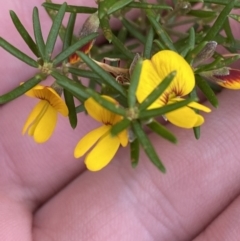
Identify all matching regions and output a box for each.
[136,50,195,109]
[32,88,68,116]
[74,125,110,158]
[85,133,120,171]
[84,96,119,124]
[136,59,164,108]
[24,84,44,97]
[151,50,195,96]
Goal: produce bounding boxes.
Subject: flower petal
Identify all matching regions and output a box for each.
[187,101,211,113]
[24,85,44,97]
[31,104,58,143]
[85,134,120,171]
[117,130,128,147]
[74,125,110,158]
[165,106,203,128]
[22,100,48,134]
[171,97,211,113]
[136,59,164,109]
[214,68,240,89]
[33,88,68,116]
[151,50,195,96]
[84,96,119,124]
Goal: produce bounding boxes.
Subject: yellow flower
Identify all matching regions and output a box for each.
[22,85,68,143]
[136,50,211,128]
[213,68,240,89]
[74,96,128,171]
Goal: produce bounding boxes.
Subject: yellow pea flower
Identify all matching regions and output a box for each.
[22,85,68,143]
[136,50,211,128]
[213,68,240,89]
[74,96,128,171]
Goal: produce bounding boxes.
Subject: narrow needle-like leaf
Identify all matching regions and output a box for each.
[64,89,78,129]
[128,58,143,108]
[52,70,89,102]
[147,121,177,143]
[0,37,39,68]
[0,74,45,104]
[45,2,67,61]
[107,0,133,15]
[130,138,140,168]
[203,1,235,41]
[195,75,218,108]
[63,12,76,50]
[139,97,195,119]
[10,10,40,57]
[42,2,97,13]
[86,89,126,116]
[77,52,127,97]
[132,121,166,173]
[32,7,45,59]
[111,118,131,137]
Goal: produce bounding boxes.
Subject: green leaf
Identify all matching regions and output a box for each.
[32,7,45,59]
[117,26,128,43]
[121,18,145,44]
[0,74,45,104]
[45,2,67,61]
[107,0,133,15]
[195,75,218,108]
[64,89,78,129]
[111,34,134,59]
[147,121,177,144]
[139,97,195,119]
[63,12,76,50]
[196,56,223,73]
[138,71,176,111]
[111,118,131,136]
[76,104,85,113]
[180,27,195,58]
[147,14,175,51]
[77,52,127,97]
[187,10,217,18]
[10,10,40,57]
[202,0,240,7]
[143,26,154,59]
[0,37,39,68]
[68,67,101,80]
[130,138,140,168]
[42,2,97,13]
[128,2,172,10]
[128,58,143,108]
[132,121,166,173]
[53,32,98,65]
[98,0,116,19]
[86,89,126,116]
[52,70,89,102]
[193,126,201,139]
[223,18,236,46]
[229,14,240,23]
[203,1,235,42]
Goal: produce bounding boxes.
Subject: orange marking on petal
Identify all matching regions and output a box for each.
[214,69,240,89]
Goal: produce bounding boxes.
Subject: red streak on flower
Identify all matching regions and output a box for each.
[213,68,240,89]
[68,41,94,64]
